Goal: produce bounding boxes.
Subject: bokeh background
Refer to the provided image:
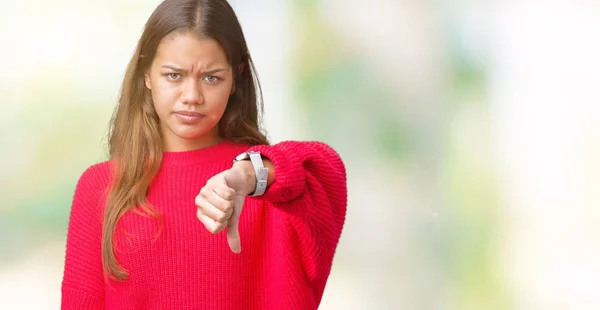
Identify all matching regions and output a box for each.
[1,0,599,309]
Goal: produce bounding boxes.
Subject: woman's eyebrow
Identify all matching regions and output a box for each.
[160,65,229,75]
[161,65,184,72]
[203,68,228,75]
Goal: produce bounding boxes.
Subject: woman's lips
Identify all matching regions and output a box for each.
[174,111,205,123]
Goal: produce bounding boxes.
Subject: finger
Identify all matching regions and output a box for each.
[196,208,226,234]
[207,187,236,213]
[201,179,236,211]
[212,185,236,204]
[227,194,245,254]
[195,193,231,224]
[196,187,233,223]
[196,209,219,234]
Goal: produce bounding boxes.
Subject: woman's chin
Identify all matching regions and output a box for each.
[172,128,219,142]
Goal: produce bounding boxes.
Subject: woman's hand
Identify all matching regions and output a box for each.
[195,161,255,253]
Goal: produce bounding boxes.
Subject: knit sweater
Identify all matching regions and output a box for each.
[61,141,347,310]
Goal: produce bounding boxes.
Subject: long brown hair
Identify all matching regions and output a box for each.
[105,0,268,281]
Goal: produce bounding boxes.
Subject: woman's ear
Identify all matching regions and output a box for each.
[230,64,244,95]
[144,73,152,90]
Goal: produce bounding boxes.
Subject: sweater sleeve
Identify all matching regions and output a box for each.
[61,163,110,310]
[248,141,347,296]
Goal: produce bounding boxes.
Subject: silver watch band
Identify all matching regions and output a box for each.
[232,151,268,196]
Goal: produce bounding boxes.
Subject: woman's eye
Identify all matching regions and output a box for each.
[203,75,219,83]
[166,73,181,81]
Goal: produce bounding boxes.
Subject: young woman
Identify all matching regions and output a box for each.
[61,0,347,309]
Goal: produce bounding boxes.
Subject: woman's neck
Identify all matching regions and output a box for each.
[162,133,225,152]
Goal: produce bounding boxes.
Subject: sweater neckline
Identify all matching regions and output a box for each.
[161,140,242,166]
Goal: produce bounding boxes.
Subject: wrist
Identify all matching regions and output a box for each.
[232,160,256,195]
[232,151,273,196]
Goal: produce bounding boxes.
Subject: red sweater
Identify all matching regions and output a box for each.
[61,141,347,310]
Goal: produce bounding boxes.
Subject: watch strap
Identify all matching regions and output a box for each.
[233,151,268,196]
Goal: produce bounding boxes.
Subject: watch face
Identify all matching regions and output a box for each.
[235,153,249,161]
[233,151,260,164]
[233,153,248,164]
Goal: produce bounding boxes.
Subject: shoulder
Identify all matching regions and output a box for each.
[78,161,112,184]
[74,161,113,199]
[68,161,113,224]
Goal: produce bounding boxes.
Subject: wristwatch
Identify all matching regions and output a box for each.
[232,151,268,196]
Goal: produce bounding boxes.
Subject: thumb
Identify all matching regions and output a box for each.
[226,194,245,254]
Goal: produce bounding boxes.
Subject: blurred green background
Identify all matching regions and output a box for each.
[1,1,600,309]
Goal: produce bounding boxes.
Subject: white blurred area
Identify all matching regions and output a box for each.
[491,3,600,309]
[1,1,599,309]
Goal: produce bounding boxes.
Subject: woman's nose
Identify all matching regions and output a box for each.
[180,79,203,105]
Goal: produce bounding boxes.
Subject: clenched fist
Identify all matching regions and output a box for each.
[195,162,255,254]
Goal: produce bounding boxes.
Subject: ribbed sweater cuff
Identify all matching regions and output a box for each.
[248,142,306,203]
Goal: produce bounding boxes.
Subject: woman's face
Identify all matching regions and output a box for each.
[145,32,234,152]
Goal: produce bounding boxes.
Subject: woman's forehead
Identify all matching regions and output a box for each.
[154,33,229,69]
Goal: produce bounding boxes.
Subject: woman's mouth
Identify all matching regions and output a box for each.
[174,111,205,123]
